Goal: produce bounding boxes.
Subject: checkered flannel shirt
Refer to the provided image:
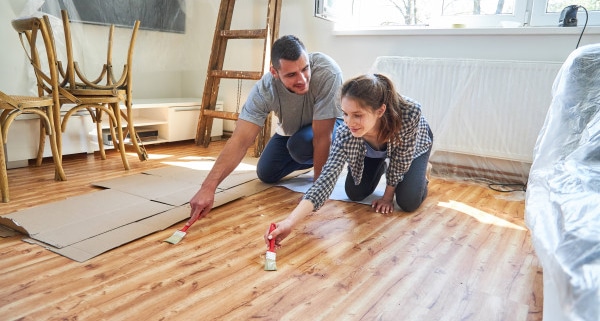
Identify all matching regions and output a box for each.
[303,96,432,211]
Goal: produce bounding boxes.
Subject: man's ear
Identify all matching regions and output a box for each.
[270,66,278,78]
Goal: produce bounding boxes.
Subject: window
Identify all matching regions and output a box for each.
[530,0,600,26]
[315,0,600,28]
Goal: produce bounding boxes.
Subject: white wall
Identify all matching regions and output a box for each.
[2,0,599,133]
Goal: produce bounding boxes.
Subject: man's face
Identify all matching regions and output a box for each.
[270,52,311,95]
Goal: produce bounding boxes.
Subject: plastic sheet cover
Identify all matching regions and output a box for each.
[370,55,562,187]
[525,44,600,321]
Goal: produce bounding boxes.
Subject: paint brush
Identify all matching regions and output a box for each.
[164,216,198,244]
[264,223,277,271]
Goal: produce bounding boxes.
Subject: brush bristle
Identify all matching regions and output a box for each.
[164,230,186,244]
[264,250,277,271]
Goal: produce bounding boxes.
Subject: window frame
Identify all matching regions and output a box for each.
[429,0,528,28]
[529,0,600,26]
[315,0,600,29]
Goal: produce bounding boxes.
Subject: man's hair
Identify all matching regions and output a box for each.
[270,35,307,69]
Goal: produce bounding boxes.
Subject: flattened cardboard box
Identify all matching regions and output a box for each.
[0,166,271,262]
[0,225,19,237]
[18,179,271,262]
[143,166,259,190]
[92,173,201,207]
[23,205,191,262]
[0,189,173,248]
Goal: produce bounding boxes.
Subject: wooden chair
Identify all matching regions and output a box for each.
[57,10,148,163]
[0,90,67,203]
[12,15,133,171]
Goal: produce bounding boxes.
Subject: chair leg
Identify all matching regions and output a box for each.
[35,120,45,166]
[0,126,9,203]
[111,103,130,170]
[127,120,148,161]
[121,106,148,161]
[45,110,67,181]
[54,104,64,164]
[96,120,107,160]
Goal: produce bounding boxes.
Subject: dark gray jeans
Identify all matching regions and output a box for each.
[345,131,433,212]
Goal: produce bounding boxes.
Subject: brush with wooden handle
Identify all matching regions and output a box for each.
[264,223,277,271]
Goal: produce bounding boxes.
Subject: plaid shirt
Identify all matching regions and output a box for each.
[304,96,432,210]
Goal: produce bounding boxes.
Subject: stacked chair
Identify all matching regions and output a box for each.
[1,14,67,202]
[57,10,148,164]
[12,11,146,176]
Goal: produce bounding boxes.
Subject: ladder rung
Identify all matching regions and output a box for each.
[220,29,268,39]
[211,70,263,80]
[203,109,239,121]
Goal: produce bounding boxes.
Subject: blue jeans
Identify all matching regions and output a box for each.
[257,119,344,183]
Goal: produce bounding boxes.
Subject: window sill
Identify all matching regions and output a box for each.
[333,26,600,36]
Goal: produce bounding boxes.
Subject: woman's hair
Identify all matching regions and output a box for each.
[271,35,307,69]
[341,73,408,142]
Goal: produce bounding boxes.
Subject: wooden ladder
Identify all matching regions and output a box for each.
[195,0,282,157]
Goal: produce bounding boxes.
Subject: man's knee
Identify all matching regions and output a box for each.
[257,167,283,184]
[287,139,313,164]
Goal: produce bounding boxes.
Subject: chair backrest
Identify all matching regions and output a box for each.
[59,9,141,95]
[11,15,63,104]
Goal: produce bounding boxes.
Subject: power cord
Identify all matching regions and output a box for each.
[576,6,589,49]
[466,177,528,193]
[488,182,527,193]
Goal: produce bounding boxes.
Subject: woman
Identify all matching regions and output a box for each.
[265,73,433,248]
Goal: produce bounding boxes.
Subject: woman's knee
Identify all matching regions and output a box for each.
[395,187,428,212]
[396,199,421,212]
[345,188,369,202]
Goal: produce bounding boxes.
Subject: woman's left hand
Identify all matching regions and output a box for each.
[371,198,394,214]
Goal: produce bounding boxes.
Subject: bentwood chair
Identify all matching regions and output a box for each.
[57,10,148,163]
[13,15,132,171]
[0,90,66,202]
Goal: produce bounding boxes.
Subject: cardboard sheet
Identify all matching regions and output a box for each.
[10,177,270,263]
[0,162,270,262]
[92,173,201,206]
[141,166,260,191]
[23,206,191,262]
[0,225,19,237]
[0,189,173,248]
[0,159,299,262]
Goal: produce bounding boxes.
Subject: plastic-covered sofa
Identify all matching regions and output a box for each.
[525,44,600,321]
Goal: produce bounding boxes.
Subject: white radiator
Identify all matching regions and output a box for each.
[371,57,563,164]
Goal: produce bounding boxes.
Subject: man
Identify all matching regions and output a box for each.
[189,35,344,221]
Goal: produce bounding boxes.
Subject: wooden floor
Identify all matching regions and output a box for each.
[0,140,543,321]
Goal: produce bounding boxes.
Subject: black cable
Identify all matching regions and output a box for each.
[576,6,589,49]
[488,182,527,193]
[465,177,527,193]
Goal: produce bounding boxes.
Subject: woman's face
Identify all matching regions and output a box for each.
[341,96,384,139]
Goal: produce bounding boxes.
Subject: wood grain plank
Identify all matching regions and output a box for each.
[0,140,543,321]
